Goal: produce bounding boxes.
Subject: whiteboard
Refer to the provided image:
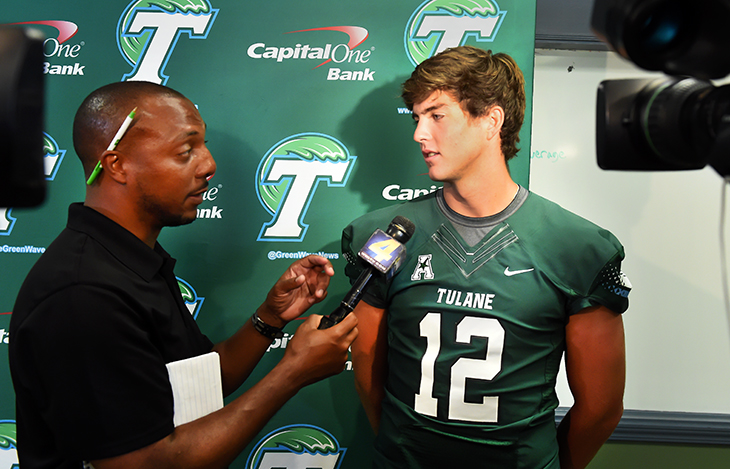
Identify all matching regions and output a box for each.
[530,49,730,414]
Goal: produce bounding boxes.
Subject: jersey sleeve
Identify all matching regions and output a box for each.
[549,225,631,316]
[517,193,631,317]
[567,251,631,315]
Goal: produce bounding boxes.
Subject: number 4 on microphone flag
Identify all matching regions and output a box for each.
[359,228,407,276]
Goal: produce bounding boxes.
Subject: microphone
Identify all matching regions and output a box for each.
[318,216,416,329]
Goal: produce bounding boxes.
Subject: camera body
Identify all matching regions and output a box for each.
[0,26,46,208]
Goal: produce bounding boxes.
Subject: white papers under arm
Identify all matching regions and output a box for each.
[165,351,224,427]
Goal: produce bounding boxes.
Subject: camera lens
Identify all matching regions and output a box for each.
[639,9,683,53]
[592,0,730,79]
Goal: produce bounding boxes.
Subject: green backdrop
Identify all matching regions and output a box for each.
[0,1,536,467]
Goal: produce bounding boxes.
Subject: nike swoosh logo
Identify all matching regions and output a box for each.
[504,267,534,277]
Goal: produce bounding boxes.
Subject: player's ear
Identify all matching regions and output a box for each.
[484,105,504,141]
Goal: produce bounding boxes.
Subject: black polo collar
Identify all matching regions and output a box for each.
[65,203,170,283]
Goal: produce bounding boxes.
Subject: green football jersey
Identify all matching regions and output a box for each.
[343,189,629,469]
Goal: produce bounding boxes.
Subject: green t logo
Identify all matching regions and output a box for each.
[405,0,506,65]
[247,425,346,469]
[118,0,218,84]
[256,133,356,242]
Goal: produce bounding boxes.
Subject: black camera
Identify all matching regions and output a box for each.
[592,0,730,175]
[0,26,46,207]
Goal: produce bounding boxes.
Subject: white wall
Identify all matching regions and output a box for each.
[531,49,730,414]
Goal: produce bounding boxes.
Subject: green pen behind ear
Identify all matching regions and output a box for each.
[86,107,137,185]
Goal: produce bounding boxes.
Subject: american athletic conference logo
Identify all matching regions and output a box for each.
[1,133,66,237]
[246,425,346,469]
[256,133,356,242]
[117,0,219,84]
[405,0,507,66]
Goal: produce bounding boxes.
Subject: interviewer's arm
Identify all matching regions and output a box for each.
[90,313,358,469]
[90,255,351,469]
[214,254,335,396]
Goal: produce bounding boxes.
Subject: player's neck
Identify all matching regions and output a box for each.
[442,168,518,218]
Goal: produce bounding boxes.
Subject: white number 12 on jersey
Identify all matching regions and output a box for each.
[414,312,505,422]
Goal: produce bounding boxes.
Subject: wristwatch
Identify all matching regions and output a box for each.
[251,312,284,339]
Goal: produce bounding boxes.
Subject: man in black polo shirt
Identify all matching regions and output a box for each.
[9,81,358,469]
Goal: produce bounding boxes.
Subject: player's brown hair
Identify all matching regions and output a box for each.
[401,46,526,161]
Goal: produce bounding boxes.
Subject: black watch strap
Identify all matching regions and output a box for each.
[251,312,284,339]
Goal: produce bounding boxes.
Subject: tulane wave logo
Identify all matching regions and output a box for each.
[0,421,18,469]
[1,133,65,237]
[177,277,205,320]
[405,0,506,66]
[117,0,218,84]
[246,425,346,469]
[256,133,356,242]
